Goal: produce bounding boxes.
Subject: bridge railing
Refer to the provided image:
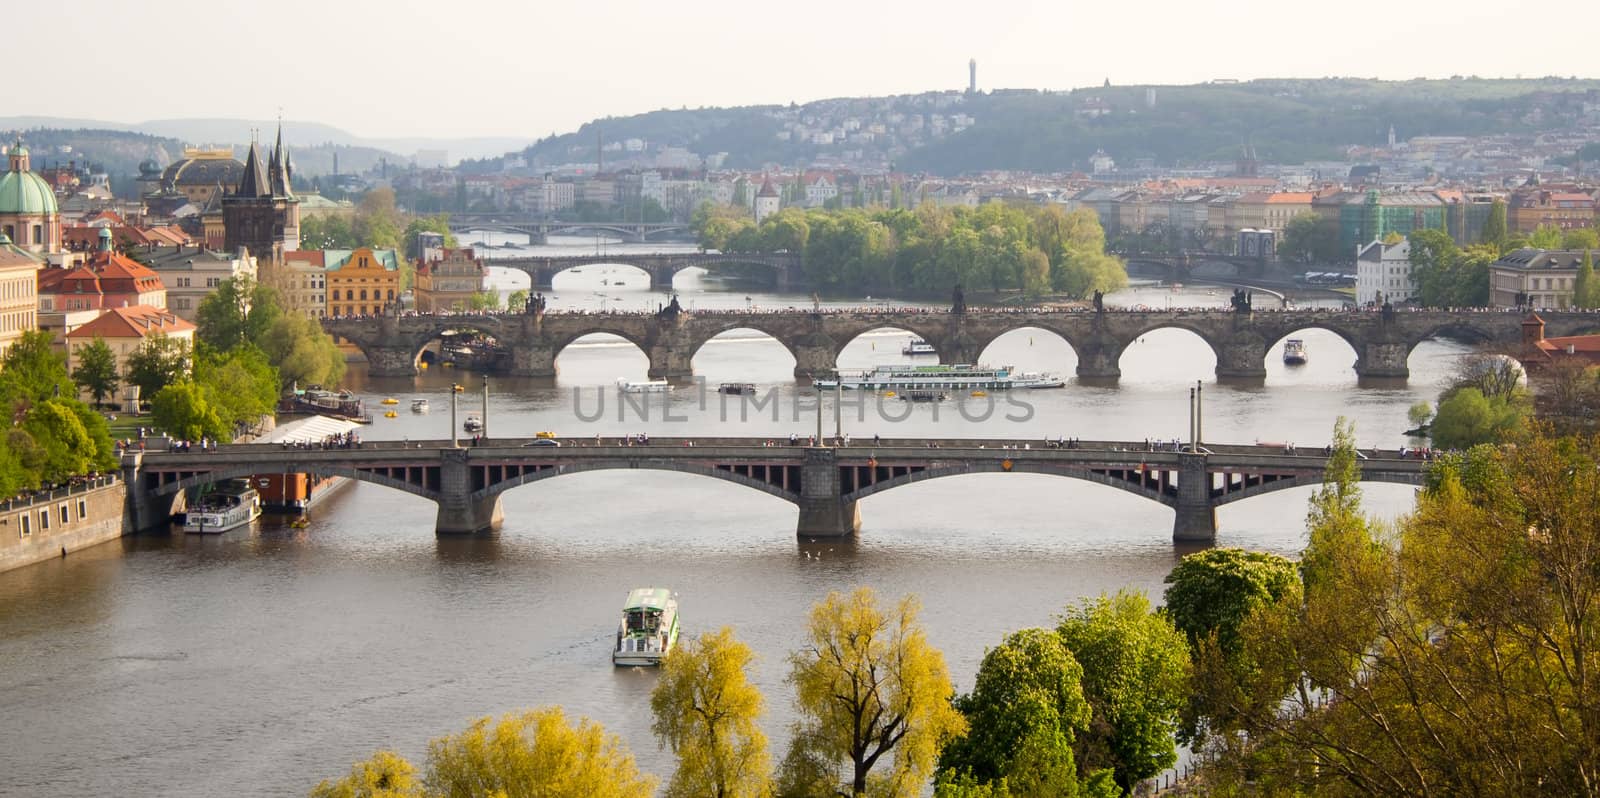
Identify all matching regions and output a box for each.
[1,474,122,513]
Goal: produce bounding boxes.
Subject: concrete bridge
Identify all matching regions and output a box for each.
[119,437,1430,542]
[321,306,1600,381]
[490,252,804,290]
[448,216,690,244]
[1123,252,1272,281]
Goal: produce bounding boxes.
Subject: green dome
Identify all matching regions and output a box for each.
[0,168,57,216]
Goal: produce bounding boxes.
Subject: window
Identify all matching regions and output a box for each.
[78,499,87,518]
[33,225,42,245]
[19,513,30,538]
[40,509,50,531]
[359,289,368,301]
[59,504,69,524]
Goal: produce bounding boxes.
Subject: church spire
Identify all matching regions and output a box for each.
[268,120,293,197]
[237,138,270,198]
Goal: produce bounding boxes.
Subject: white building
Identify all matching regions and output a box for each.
[754,177,781,224]
[1356,238,1415,306]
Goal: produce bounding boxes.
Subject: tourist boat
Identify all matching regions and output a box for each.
[814,364,1064,391]
[183,480,262,534]
[899,389,948,402]
[1283,339,1308,366]
[380,397,399,405]
[612,587,680,666]
[718,382,757,396]
[617,378,672,394]
[463,414,483,433]
[410,398,429,413]
[280,387,369,422]
[902,339,938,356]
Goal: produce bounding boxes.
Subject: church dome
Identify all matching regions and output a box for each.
[0,162,57,216]
[160,149,245,190]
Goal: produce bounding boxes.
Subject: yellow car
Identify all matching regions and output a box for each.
[535,431,558,439]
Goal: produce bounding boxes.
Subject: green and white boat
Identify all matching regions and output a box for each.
[814,363,1064,391]
[612,587,680,666]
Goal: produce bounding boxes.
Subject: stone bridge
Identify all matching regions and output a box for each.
[321,307,1600,381]
[490,252,804,289]
[1123,252,1272,281]
[120,438,1430,542]
[449,216,690,244]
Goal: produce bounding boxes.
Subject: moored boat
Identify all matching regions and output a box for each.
[1283,339,1308,366]
[183,480,262,534]
[718,382,757,396]
[613,587,679,666]
[410,398,429,413]
[902,338,937,356]
[815,364,1064,391]
[617,378,672,394]
[463,414,483,433]
[899,389,948,402]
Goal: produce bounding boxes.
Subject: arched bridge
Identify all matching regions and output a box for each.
[490,252,804,290]
[448,216,690,243]
[322,306,1600,382]
[121,438,1429,542]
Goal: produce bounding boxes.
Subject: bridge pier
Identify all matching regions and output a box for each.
[508,342,557,377]
[1172,452,1217,542]
[121,452,182,531]
[436,449,503,534]
[1215,334,1269,380]
[1074,336,1123,380]
[366,344,421,377]
[792,335,838,381]
[797,448,860,540]
[1354,340,1409,379]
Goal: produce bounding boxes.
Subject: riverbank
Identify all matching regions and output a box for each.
[0,476,126,574]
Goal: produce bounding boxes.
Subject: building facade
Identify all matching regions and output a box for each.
[1489,248,1595,309]
[142,245,257,320]
[413,248,485,312]
[223,126,299,264]
[1355,238,1415,306]
[1509,190,1597,233]
[36,229,167,313]
[277,250,328,318]
[64,305,196,398]
[325,248,399,317]
[0,234,40,362]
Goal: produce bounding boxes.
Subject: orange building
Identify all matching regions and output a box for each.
[324,247,399,317]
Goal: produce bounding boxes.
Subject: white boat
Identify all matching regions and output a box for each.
[617,378,672,394]
[410,398,429,413]
[814,364,1064,391]
[183,481,262,534]
[902,339,938,356]
[718,382,757,396]
[613,587,680,666]
[463,414,483,433]
[1283,339,1308,366]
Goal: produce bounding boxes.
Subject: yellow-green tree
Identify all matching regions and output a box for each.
[651,626,773,798]
[781,587,966,797]
[309,750,421,798]
[424,708,655,798]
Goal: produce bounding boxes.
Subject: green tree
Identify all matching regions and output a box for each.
[1021,247,1052,298]
[423,708,656,798]
[301,213,358,249]
[309,750,421,798]
[0,429,44,497]
[21,398,96,482]
[1430,387,1527,448]
[1055,592,1189,794]
[194,274,285,353]
[194,345,278,440]
[1574,248,1597,309]
[70,336,120,406]
[1407,400,1434,430]
[1528,224,1564,249]
[402,214,459,260]
[122,332,191,401]
[651,627,772,798]
[507,289,529,312]
[1278,212,1340,263]
[0,329,74,408]
[1480,198,1507,252]
[467,290,501,311]
[781,587,966,798]
[150,379,224,441]
[938,627,1093,797]
[1562,227,1599,251]
[259,313,346,389]
[353,187,404,249]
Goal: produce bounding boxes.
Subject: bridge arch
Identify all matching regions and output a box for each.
[832,323,953,367]
[841,462,1176,507]
[1116,323,1221,381]
[972,325,1083,372]
[1261,325,1362,377]
[688,324,801,379]
[476,460,800,505]
[149,462,441,503]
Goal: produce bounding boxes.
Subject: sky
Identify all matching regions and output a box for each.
[14,0,1600,142]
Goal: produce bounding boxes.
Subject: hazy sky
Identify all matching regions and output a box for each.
[17,0,1600,141]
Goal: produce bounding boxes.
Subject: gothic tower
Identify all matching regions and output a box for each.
[222,123,300,263]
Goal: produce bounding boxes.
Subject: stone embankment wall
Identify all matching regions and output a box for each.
[0,476,126,574]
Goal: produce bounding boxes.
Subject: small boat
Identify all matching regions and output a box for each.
[1283,339,1308,366]
[183,480,262,534]
[617,378,672,394]
[899,389,948,402]
[570,268,583,274]
[718,382,757,396]
[410,398,429,413]
[463,414,483,433]
[613,280,627,287]
[384,410,398,418]
[970,389,988,397]
[380,397,399,405]
[613,587,680,667]
[902,339,938,356]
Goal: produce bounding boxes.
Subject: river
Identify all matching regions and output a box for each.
[0,235,1462,796]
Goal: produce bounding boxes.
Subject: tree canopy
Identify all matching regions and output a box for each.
[651,626,772,798]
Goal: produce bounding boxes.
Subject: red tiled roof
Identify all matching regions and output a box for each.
[66,305,194,341]
[284,250,325,267]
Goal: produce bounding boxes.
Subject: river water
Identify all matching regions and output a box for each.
[0,235,1464,796]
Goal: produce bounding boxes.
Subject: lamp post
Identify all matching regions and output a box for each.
[451,384,460,448]
[481,377,490,440]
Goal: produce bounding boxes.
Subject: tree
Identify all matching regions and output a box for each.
[122,332,191,400]
[1430,387,1527,448]
[1278,213,1340,264]
[71,336,119,406]
[1055,592,1189,794]
[1562,227,1599,251]
[1021,247,1051,298]
[21,398,96,482]
[194,345,278,439]
[651,627,772,798]
[1480,198,1507,252]
[423,708,656,798]
[0,329,74,408]
[507,289,529,312]
[467,290,501,311]
[150,379,224,441]
[1574,249,1597,309]
[354,187,404,249]
[1528,224,1564,249]
[781,587,966,798]
[258,313,345,389]
[938,628,1093,797]
[194,274,284,354]
[309,750,421,798]
[1407,400,1434,430]
[402,214,459,260]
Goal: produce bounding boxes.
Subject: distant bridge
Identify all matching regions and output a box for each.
[121,437,1430,541]
[448,215,690,244]
[1123,252,1274,281]
[321,306,1600,382]
[490,252,804,289]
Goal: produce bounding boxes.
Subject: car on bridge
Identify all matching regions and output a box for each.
[523,438,561,447]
